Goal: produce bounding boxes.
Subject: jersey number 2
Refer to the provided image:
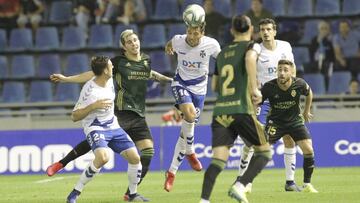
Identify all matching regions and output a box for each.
[221,65,235,96]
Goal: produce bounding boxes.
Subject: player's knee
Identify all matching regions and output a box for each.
[183,112,196,123]
[140,148,155,159]
[98,153,110,165]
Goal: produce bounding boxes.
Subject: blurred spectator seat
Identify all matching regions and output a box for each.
[61,26,86,51]
[153,0,180,20]
[9,28,33,51]
[55,83,80,102]
[37,54,61,78]
[328,71,352,94]
[212,0,231,18]
[141,24,166,49]
[144,0,153,18]
[29,81,53,102]
[288,0,313,17]
[0,56,8,79]
[49,1,73,24]
[88,24,113,49]
[263,0,286,16]
[235,0,252,15]
[149,51,172,74]
[1,82,26,103]
[315,0,340,16]
[10,55,35,79]
[303,73,326,95]
[167,23,186,39]
[0,29,6,51]
[65,53,89,75]
[146,80,162,98]
[35,27,60,51]
[206,76,214,97]
[293,47,310,71]
[342,0,360,15]
[114,24,138,48]
[299,20,320,44]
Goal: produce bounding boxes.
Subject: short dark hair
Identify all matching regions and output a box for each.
[259,18,277,30]
[278,59,294,67]
[232,15,251,33]
[252,0,263,4]
[91,56,110,76]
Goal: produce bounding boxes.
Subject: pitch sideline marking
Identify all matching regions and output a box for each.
[35,175,78,184]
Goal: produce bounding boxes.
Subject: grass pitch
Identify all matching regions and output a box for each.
[0,167,359,203]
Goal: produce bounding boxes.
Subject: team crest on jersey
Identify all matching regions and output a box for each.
[200,50,206,58]
[280,53,287,59]
[125,62,131,67]
[143,60,149,68]
[291,90,296,97]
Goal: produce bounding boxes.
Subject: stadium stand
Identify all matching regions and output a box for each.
[141,24,166,49]
[9,28,33,52]
[35,27,60,51]
[10,55,35,79]
[29,81,53,102]
[54,83,80,102]
[88,24,113,49]
[0,56,8,79]
[288,0,313,17]
[37,54,61,78]
[263,0,286,16]
[48,1,73,25]
[149,50,172,74]
[64,53,89,75]
[303,73,326,95]
[153,0,180,20]
[328,71,352,94]
[61,26,86,51]
[1,82,26,103]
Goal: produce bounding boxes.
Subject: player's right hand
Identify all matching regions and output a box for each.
[252,89,262,105]
[50,74,67,83]
[165,41,174,55]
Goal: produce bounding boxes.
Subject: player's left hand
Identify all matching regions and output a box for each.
[303,111,313,122]
[252,89,262,105]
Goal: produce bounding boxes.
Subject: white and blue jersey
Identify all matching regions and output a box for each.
[74,77,134,152]
[170,35,221,122]
[257,40,294,124]
[171,34,221,95]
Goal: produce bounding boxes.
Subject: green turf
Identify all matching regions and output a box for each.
[0,167,359,203]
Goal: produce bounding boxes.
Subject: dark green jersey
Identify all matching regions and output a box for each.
[112,51,151,117]
[261,77,310,128]
[213,41,255,116]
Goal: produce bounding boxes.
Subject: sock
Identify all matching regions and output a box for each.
[201,158,226,200]
[238,145,254,176]
[239,150,271,186]
[74,161,100,192]
[284,147,296,182]
[169,136,186,174]
[60,140,91,167]
[303,154,315,183]
[200,199,210,203]
[125,148,154,195]
[182,120,195,154]
[128,163,142,195]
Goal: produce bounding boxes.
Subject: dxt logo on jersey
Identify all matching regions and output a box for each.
[268,66,277,74]
[182,60,202,68]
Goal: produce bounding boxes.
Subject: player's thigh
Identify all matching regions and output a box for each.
[107,128,136,154]
[211,116,238,150]
[212,146,231,161]
[283,134,296,148]
[117,111,154,143]
[233,114,267,147]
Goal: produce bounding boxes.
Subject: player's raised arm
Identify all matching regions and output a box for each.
[303,86,314,122]
[149,70,173,83]
[49,71,95,83]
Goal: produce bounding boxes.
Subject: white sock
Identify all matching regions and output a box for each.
[169,136,186,174]
[182,120,195,154]
[284,147,297,181]
[200,198,210,203]
[238,145,254,176]
[128,163,142,195]
[75,162,101,192]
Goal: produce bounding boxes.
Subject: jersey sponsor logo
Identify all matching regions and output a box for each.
[200,50,206,58]
[334,139,360,155]
[0,145,115,174]
[267,66,277,74]
[182,60,202,69]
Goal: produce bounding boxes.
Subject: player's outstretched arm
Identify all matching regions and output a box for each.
[71,99,112,122]
[49,71,95,83]
[150,70,173,83]
[246,49,262,105]
[165,40,174,55]
[303,87,313,122]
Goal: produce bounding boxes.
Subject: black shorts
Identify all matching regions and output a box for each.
[115,110,153,142]
[211,114,267,148]
[265,124,311,144]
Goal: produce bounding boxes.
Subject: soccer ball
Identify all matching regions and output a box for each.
[183,4,205,27]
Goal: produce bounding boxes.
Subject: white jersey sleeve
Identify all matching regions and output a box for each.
[171,35,221,95]
[257,40,294,86]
